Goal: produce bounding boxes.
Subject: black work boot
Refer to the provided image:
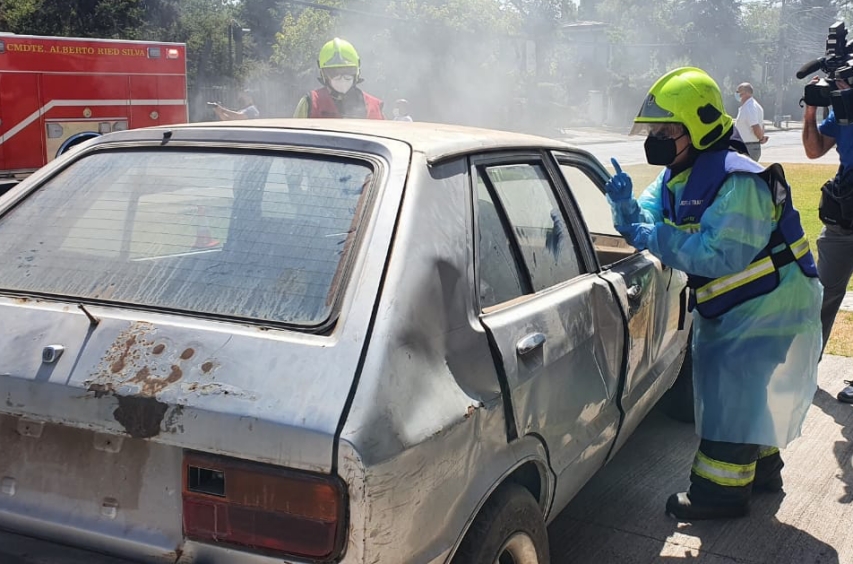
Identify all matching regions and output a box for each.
[838,381,853,404]
[668,440,756,520]
[665,492,749,521]
[753,447,784,493]
[753,475,783,493]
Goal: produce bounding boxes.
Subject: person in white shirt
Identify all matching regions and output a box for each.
[734,83,768,161]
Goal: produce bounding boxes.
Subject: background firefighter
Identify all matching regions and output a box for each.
[292,37,384,119]
[605,67,822,521]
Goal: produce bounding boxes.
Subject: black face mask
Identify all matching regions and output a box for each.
[644,133,688,166]
[644,137,675,165]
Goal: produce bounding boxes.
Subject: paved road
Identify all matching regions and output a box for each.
[549,355,853,563]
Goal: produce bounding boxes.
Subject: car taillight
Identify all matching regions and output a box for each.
[182,452,347,560]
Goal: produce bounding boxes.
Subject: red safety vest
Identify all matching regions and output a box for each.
[309,88,384,119]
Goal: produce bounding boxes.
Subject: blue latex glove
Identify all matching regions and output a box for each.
[605,158,633,202]
[618,222,653,250]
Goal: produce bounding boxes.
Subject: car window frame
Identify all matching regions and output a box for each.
[472,161,534,309]
[0,143,386,334]
[468,150,598,313]
[550,149,619,269]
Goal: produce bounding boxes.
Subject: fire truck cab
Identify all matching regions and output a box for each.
[0,33,188,194]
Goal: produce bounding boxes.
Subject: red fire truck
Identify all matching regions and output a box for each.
[0,33,188,192]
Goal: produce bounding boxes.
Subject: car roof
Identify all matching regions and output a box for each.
[163,119,578,164]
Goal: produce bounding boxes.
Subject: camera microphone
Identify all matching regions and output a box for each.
[797,58,825,79]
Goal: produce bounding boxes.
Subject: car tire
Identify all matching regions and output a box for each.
[658,336,695,423]
[452,483,549,564]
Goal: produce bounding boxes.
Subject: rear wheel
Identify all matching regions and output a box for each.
[452,483,549,564]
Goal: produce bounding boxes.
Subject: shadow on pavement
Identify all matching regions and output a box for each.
[548,406,842,563]
[812,386,853,505]
[653,492,839,563]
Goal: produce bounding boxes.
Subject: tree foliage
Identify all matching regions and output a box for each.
[160,0,235,85]
[0,0,146,38]
[2,0,849,124]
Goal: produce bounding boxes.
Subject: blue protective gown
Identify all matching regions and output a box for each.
[612,166,822,448]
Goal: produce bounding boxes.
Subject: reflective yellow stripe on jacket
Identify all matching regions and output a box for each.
[787,236,811,261]
[695,236,811,306]
[662,218,700,233]
[692,451,756,487]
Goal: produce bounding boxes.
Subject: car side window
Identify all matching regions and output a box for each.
[558,161,620,237]
[476,174,526,309]
[554,153,638,267]
[484,163,585,292]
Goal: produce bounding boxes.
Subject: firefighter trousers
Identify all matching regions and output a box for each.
[689,439,783,507]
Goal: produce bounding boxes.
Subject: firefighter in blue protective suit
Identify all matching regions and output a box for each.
[606,67,823,521]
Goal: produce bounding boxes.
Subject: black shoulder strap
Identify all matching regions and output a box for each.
[757,163,789,207]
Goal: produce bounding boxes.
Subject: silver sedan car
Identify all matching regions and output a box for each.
[0,120,692,564]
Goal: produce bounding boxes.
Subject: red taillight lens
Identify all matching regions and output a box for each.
[182,452,347,560]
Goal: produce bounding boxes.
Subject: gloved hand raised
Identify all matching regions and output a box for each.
[605,158,633,202]
[617,223,653,251]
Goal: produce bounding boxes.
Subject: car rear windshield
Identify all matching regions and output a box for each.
[0,149,375,327]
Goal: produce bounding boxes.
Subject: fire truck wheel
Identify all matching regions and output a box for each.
[57,133,100,157]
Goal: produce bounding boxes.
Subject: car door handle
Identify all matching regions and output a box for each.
[627,284,642,300]
[516,332,546,356]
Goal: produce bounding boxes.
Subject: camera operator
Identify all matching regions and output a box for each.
[802,76,853,403]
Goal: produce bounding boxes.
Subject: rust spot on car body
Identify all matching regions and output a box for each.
[90,324,166,396]
[110,335,138,374]
[163,405,185,434]
[120,364,184,397]
[83,323,220,437]
[88,383,115,398]
[113,396,169,439]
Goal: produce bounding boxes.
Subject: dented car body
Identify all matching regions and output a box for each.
[0,120,690,563]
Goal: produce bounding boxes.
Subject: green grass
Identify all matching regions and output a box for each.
[607,162,853,356]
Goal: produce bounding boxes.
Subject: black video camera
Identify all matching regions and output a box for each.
[798,21,853,123]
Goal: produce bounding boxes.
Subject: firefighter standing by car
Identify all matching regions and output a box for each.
[605,67,822,520]
[293,38,385,119]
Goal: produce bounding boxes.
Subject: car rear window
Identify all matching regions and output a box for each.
[0,149,375,326]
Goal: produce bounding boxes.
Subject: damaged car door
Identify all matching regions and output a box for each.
[553,150,690,444]
[472,153,627,509]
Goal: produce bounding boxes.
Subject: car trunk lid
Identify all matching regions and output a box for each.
[0,297,355,471]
